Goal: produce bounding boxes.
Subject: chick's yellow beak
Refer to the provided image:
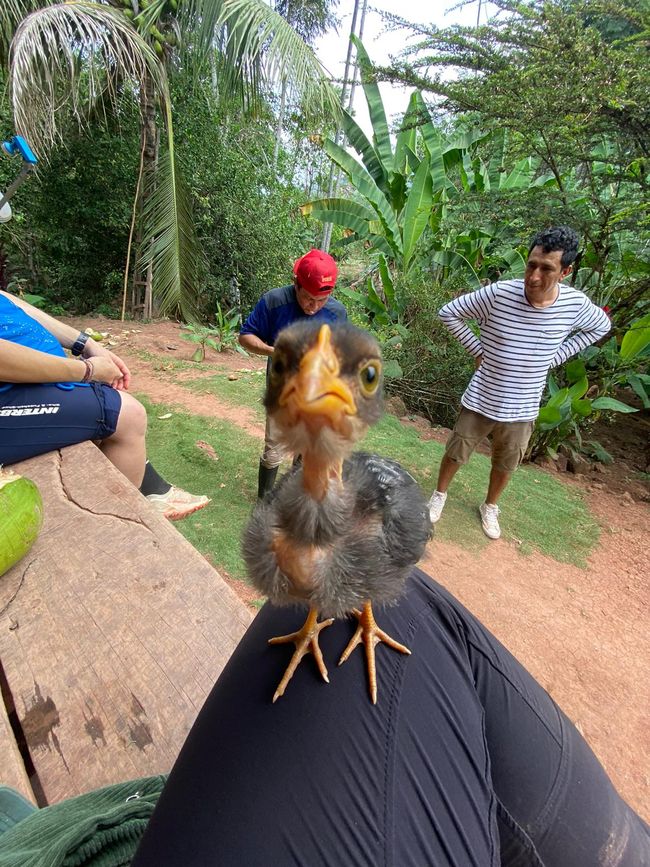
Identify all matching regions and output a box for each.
[279,324,356,432]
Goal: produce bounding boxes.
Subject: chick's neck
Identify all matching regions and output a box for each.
[301,450,343,502]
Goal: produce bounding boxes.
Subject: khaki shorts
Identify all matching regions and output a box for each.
[445,407,534,473]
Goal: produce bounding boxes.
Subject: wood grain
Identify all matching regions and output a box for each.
[0,442,252,804]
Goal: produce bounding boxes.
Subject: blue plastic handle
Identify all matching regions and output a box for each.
[1,135,38,165]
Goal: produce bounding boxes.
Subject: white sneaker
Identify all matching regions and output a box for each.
[427,490,447,523]
[146,486,211,521]
[479,502,501,539]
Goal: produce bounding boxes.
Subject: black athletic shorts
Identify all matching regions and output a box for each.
[0,381,121,465]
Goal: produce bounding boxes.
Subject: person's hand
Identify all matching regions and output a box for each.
[474,354,483,370]
[84,355,126,389]
[83,341,131,390]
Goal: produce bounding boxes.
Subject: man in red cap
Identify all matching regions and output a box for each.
[239,249,347,499]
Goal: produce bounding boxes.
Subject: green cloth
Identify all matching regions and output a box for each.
[0,775,166,867]
[0,787,37,835]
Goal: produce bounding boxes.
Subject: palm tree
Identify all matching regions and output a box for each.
[1,0,340,319]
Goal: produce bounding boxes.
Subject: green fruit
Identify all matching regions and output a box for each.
[153,39,164,57]
[0,469,43,577]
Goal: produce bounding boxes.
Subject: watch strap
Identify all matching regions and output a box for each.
[71,332,90,356]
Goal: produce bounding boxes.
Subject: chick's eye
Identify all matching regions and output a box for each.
[359,362,380,394]
[271,356,285,378]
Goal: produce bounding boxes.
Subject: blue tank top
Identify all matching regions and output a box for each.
[0,293,71,392]
[0,294,66,357]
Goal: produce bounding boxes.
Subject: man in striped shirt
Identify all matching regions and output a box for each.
[428,226,610,539]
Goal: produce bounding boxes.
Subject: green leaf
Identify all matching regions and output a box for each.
[382,359,403,379]
[591,396,639,413]
[340,110,389,193]
[565,358,587,384]
[393,92,419,175]
[567,376,589,400]
[537,405,563,426]
[350,37,393,175]
[377,254,395,309]
[546,387,570,409]
[323,138,402,257]
[571,398,592,417]
[547,373,559,396]
[626,374,650,408]
[620,314,650,360]
[402,154,433,272]
[585,440,613,465]
[415,92,448,192]
[139,140,203,321]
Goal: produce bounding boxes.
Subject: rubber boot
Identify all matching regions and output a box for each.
[257,462,279,500]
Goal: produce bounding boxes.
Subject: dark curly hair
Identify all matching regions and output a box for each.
[528,226,580,268]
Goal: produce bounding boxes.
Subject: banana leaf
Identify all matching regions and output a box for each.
[393,91,419,176]
[402,154,433,272]
[351,36,393,175]
[300,198,377,238]
[323,138,402,258]
[340,109,389,194]
[414,93,448,193]
[377,254,396,310]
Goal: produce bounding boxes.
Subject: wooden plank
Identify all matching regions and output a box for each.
[0,442,252,804]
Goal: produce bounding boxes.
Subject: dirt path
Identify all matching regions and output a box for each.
[70,317,650,820]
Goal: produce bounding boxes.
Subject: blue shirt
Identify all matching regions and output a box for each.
[0,294,70,391]
[0,294,66,357]
[240,285,347,345]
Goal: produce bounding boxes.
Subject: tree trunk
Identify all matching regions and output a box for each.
[131,71,159,319]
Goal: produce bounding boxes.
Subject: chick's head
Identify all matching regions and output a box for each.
[265,321,384,463]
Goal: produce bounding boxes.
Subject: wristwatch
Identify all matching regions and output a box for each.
[70,332,90,356]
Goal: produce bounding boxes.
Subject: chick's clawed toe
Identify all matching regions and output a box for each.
[338,601,411,705]
[269,606,334,702]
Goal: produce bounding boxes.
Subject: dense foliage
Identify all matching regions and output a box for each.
[1,0,647,463]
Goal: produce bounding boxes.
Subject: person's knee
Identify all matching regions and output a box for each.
[114,392,148,440]
[444,434,474,466]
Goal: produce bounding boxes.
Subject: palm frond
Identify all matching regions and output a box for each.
[0,0,48,66]
[9,1,168,157]
[182,0,340,121]
[138,133,204,322]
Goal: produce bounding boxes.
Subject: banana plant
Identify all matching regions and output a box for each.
[301,37,482,276]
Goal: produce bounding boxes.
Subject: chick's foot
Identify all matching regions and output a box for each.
[268,606,334,702]
[338,601,411,705]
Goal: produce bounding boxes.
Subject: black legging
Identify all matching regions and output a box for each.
[132,569,649,866]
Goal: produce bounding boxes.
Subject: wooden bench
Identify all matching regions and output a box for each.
[0,442,252,805]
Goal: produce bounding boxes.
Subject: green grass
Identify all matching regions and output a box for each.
[141,392,601,578]
[362,414,599,565]
[140,395,263,580]
[185,371,266,420]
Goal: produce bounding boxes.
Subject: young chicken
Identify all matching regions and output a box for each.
[242,321,431,703]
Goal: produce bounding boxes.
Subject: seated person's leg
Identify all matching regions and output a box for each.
[132,571,649,867]
[96,389,147,486]
[431,578,650,866]
[0,381,121,466]
[132,574,498,867]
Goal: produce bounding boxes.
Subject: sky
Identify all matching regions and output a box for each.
[314,0,499,134]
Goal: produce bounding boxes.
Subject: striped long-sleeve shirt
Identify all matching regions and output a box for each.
[438,280,611,422]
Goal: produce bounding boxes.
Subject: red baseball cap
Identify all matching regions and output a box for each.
[293,249,338,297]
